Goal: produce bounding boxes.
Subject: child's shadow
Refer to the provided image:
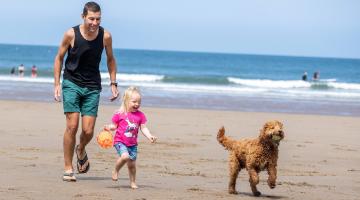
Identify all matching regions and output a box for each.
[75,176,158,190]
[76,176,110,181]
[107,182,157,190]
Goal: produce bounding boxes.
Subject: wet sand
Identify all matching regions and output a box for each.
[1,81,360,117]
[0,100,359,199]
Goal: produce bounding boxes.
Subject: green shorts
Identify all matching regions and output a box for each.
[62,79,100,116]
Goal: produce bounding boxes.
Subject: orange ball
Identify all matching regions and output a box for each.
[96,130,113,149]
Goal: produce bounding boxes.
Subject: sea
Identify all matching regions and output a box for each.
[0,43,359,116]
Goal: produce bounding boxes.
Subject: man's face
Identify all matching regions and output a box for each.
[83,11,101,33]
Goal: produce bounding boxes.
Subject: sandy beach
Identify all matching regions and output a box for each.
[0,100,359,200]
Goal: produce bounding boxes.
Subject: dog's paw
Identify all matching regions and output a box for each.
[228,189,238,194]
[253,191,261,196]
[268,180,276,189]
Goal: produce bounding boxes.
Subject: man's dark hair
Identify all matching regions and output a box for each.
[83,1,101,16]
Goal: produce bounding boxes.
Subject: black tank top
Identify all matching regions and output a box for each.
[63,25,104,90]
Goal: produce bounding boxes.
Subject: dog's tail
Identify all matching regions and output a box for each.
[217,126,236,151]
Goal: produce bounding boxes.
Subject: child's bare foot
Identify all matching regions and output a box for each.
[130,182,138,189]
[112,170,118,181]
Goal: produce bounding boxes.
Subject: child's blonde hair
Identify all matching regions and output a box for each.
[119,86,142,113]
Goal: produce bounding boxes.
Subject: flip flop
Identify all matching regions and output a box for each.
[76,145,90,174]
[63,172,76,182]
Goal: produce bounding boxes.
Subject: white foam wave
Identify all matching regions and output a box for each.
[228,77,310,89]
[278,89,360,99]
[114,82,360,100]
[0,75,53,83]
[328,82,360,90]
[100,73,164,82]
[0,73,165,84]
[321,78,337,82]
[228,77,360,91]
[1,75,359,100]
[128,82,267,94]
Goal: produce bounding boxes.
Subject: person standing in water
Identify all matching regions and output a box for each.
[31,65,38,78]
[10,66,16,75]
[18,64,25,77]
[313,71,320,81]
[302,71,308,81]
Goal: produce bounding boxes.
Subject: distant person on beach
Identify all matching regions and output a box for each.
[18,64,25,77]
[31,65,37,78]
[10,66,16,75]
[53,1,119,182]
[313,71,320,81]
[302,71,308,81]
[104,86,157,189]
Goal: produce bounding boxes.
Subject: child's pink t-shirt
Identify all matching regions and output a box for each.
[112,111,147,147]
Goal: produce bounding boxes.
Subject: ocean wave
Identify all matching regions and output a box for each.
[1,74,359,100]
[228,77,360,90]
[100,72,164,82]
[328,82,360,90]
[0,75,53,83]
[110,81,360,99]
[228,77,310,88]
[130,82,267,94]
[162,75,229,85]
[0,73,164,84]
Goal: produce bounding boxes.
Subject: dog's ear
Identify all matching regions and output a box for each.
[264,120,283,129]
[275,120,283,128]
[263,121,274,130]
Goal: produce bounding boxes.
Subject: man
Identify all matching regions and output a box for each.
[53,1,119,182]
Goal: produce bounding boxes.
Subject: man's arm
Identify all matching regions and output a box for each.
[53,29,74,102]
[104,30,119,101]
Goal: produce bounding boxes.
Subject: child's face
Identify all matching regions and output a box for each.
[127,92,141,112]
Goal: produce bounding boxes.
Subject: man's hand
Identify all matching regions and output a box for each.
[54,85,61,102]
[109,85,119,101]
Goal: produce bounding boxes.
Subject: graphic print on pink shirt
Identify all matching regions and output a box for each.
[124,118,137,137]
[112,111,147,146]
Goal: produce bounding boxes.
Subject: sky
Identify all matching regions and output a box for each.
[2,0,360,59]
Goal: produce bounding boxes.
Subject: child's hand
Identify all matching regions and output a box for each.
[104,125,111,131]
[104,124,116,131]
[149,135,157,143]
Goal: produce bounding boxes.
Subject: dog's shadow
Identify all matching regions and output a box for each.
[237,192,287,199]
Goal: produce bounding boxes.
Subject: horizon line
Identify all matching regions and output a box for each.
[1,42,359,61]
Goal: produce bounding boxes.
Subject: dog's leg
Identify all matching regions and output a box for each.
[228,153,240,194]
[267,164,277,189]
[248,168,261,196]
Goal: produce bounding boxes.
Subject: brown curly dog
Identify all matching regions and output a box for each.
[217,120,284,196]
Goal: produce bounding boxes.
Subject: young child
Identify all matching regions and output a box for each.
[104,86,157,189]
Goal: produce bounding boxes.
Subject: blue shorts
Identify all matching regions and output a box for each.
[114,142,138,160]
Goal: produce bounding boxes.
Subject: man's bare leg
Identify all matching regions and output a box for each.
[63,112,80,172]
[76,115,96,171]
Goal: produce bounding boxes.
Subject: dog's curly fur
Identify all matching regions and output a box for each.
[217,120,284,196]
